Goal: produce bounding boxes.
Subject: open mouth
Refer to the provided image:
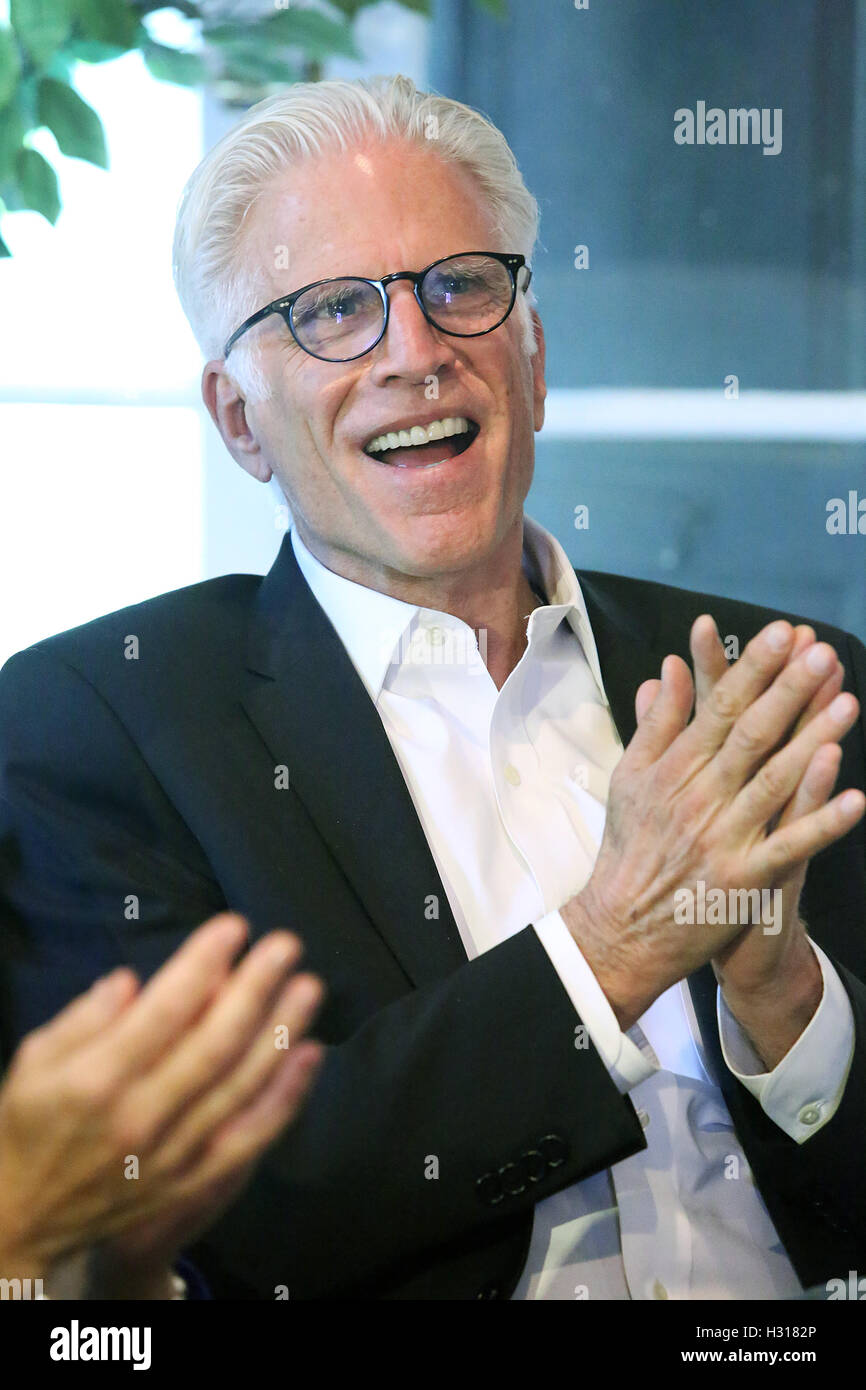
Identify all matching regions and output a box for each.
[363,416,481,469]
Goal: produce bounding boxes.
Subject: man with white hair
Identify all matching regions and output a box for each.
[1,74,865,1300]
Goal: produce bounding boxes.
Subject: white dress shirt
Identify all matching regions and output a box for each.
[289,514,855,1300]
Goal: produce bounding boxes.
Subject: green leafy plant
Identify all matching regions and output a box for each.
[0,0,506,257]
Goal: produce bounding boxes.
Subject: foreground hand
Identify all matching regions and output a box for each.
[0,913,324,1294]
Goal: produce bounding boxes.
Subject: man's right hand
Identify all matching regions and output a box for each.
[561,620,864,1030]
[0,912,323,1288]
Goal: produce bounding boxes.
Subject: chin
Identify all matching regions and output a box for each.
[387,518,500,576]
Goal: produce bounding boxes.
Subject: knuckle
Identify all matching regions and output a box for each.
[756,757,789,802]
[11,1028,47,1071]
[731,719,765,758]
[708,683,740,722]
[108,1111,148,1157]
[148,997,189,1037]
[196,1035,234,1079]
[64,1065,117,1114]
[108,1090,163,1156]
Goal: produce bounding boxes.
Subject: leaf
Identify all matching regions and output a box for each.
[72,0,140,50]
[0,100,26,180]
[37,76,107,167]
[218,43,303,87]
[10,0,73,68]
[64,38,128,63]
[15,145,61,222]
[248,9,358,61]
[0,227,11,256]
[16,72,39,128]
[330,0,414,14]
[0,177,25,210]
[474,0,507,15]
[142,40,207,87]
[45,47,75,81]
[0,26,22,108]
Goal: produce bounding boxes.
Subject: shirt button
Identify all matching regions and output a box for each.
[637,1109,650,1129]
[652,1279,668,1300]
[799,1104,823,1126]
[428,626,445,645]
[504,763,521,787]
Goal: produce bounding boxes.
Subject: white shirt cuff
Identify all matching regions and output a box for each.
[534,909,656,1093]
[717,939,855,1144]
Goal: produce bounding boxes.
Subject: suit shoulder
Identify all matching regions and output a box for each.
[0,573,264,684]
[2,569,264,667]
[576,567,858,651]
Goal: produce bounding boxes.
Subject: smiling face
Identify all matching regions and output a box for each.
[207,137,546,592]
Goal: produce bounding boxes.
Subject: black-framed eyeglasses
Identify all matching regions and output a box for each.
[223,250,532,362]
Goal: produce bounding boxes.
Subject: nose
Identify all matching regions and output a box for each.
[367,279,457,386]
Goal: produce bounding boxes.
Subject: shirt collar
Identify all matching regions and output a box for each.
[290,514,609,705]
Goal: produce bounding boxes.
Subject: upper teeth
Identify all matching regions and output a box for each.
[365,416,471,454]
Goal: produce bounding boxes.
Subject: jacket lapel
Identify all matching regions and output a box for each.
[241,533,466,987]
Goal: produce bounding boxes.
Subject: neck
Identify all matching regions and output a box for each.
[297,519,544,691]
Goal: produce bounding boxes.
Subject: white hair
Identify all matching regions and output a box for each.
[172,74,540,402]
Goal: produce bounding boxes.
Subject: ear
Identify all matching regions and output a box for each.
[529,308,546,432]
[201,360,272,483]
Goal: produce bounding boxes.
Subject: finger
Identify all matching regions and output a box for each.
[121,931,306,1144]
[677,620,796,763]
[94,912,249,1083]
[13,968,140,1067]
[729,691,859,833]
[635,678,661,724]
[152,973,324,1173]
[748,787,865,880]
[624,655,694,770]
[214,1041,324,1151]
[776,743,843,828]
[690,614,729,707]
[157,1044,324,1212]
[711,641,846,791]
[771,667,844,832]
[790,660,843,739]
[788,625,816,663]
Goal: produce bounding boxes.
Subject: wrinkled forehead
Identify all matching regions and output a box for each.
[235,139,499,301]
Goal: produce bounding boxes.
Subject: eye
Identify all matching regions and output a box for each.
[428,271,476,301]
[298,288,363,324]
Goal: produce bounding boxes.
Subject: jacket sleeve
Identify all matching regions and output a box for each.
[0,646,647,1298]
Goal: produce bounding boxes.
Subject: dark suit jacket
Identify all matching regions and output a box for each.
[1,532,864,1299]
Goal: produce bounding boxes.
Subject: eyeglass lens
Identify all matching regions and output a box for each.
[289,253,515,360]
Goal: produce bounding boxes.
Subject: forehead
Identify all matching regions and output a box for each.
[238,139,498,295]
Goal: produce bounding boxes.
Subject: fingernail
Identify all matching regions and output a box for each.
[806,645,834,676]
[829,694,851,723]
[264,935,298,968]
[216,914,248,945]
[765,622,791,651]
[93,970,129,1001]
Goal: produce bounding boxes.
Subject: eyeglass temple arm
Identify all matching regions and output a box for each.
[224,302,285,359]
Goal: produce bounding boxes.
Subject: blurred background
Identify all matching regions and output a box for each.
[1,0,864,670]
